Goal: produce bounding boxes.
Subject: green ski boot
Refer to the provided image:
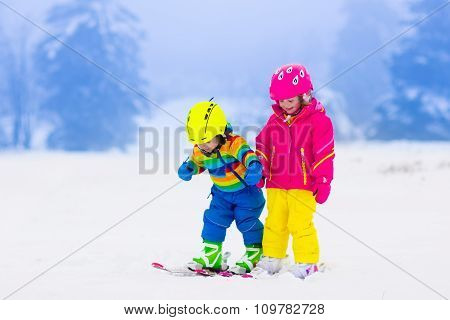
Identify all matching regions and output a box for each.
[187,240,225,271]
[232,244,263,274]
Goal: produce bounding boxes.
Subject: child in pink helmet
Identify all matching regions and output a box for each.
[255,64,335,279]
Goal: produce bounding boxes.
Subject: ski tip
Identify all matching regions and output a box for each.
[241,273,253,278]
[151,262,164,269]
[194,269,214,277]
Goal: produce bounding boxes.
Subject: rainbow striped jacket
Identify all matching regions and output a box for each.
[188,134,260,192]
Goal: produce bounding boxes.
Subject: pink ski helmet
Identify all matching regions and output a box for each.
[269,64,313,101]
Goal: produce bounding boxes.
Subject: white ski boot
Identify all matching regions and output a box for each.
[253,256,284,275]
[289,263,318,279]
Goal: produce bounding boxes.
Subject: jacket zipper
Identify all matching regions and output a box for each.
[300,147,307,185]
[269,145,275,181]
[288,126,293,186]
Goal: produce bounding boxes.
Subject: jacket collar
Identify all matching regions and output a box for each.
[271,98,325,124]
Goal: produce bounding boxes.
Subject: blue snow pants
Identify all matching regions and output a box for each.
[202,185,265,245]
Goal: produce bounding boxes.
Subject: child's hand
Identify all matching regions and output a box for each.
[313,183,331,204]
[178,162,194,181]
[256,177,265,188]
[244,161,263,186]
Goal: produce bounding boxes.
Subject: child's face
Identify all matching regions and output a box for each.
[279,96,301,115]
[198,136,220,154]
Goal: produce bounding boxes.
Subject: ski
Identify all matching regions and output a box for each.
[151,262,235,277]
[152,251,233,277]
[151,262,198,277]
[152,263,254,278]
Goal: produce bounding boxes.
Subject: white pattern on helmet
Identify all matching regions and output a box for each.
[274,67,281,75]
[286,66,293,73]
[299,69,305,78]
[278,71,284,80]
[292,75,299,85]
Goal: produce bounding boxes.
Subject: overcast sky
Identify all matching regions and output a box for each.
[1,0,346,97]
[0,0,409,127]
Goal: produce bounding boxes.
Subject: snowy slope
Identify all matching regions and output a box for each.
[0,142,449,299]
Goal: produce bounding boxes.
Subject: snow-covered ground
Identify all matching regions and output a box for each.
[0,142,449,299]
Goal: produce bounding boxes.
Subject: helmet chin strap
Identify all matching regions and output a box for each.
[283,106,302,123]
[199,134,226,157]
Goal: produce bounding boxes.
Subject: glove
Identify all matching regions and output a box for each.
[244,161,263,186]
[178,162,194,181]
[313,183,331,204]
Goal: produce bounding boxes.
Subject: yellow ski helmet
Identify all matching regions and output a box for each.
[185,101,227,144]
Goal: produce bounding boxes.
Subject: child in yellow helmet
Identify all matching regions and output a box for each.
[179,101,265,274]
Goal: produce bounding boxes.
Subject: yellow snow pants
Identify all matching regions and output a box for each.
[262,188,319,263]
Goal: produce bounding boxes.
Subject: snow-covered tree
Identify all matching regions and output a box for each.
[0,25,32,149]
[34,0,147,150]
[0,25,11,147]
[10,35,31,149]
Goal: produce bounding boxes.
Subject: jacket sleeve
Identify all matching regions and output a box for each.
[255,121,272,178]
[311,114,335,185]
[188,148,206,175]
[230,136,260,168]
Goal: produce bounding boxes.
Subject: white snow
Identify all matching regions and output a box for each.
[0,142,449,299]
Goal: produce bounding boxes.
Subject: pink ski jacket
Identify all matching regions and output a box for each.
[255,98,335,191]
